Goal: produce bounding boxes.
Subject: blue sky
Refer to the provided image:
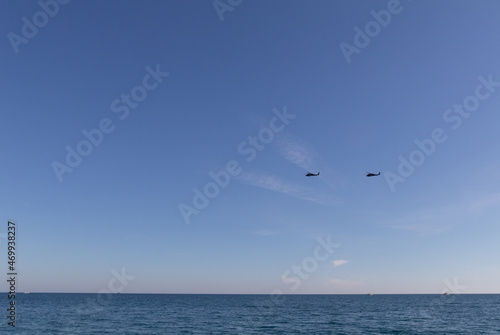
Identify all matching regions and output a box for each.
[1,0,500,294]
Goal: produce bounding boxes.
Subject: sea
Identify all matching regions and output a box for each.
[2,293,499,334]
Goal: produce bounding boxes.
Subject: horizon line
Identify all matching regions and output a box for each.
[5,292,500,295]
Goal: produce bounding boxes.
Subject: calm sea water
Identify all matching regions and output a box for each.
[2,293,499,334]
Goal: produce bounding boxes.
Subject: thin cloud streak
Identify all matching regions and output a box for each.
[253,230,276,236]
[379,191,500,236]
[236,172,341,206]
[384,211,454,236]
[469,192,500,212]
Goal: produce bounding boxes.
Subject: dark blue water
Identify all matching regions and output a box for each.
[2,294,500,334]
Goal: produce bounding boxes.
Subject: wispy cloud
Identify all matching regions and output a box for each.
[391,221,451,236]
[379,191,500,236]
[273,132,343,190]
[274,134,316,171]
[332,259,348,267]
[378,205,459,236]
[236,172,341,206]
[253,229,276,236]
[469,192,500,212]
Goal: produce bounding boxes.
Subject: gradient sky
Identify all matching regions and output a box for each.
[1,0,500,294]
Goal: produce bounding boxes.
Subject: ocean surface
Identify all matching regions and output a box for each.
[2,293,500,334]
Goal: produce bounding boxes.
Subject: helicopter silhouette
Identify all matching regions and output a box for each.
[305,171,320,177]
[366,172,381,177]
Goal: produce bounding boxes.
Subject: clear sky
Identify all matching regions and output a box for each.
[1,0,500,294]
